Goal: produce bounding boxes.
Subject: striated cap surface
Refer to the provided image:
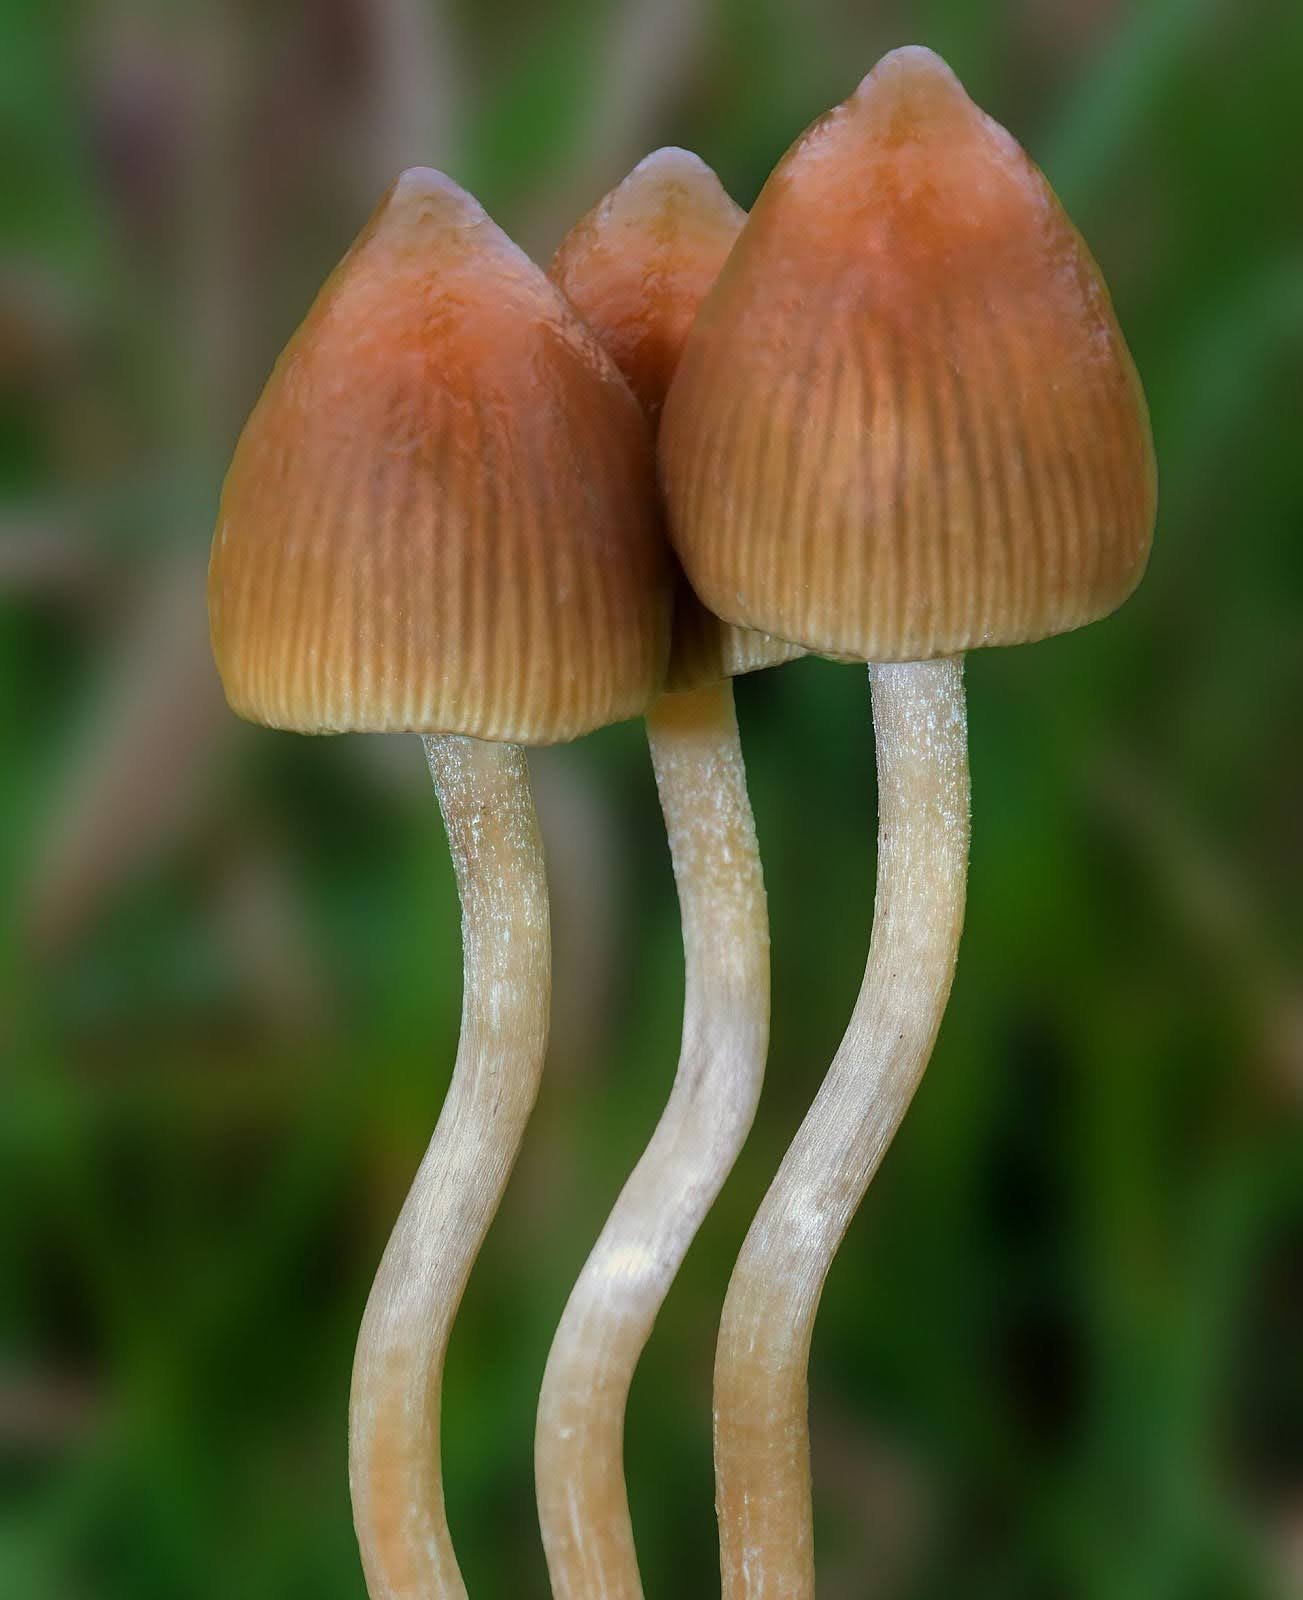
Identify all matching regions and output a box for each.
[552,148,801,692]
[209,168,670,741]
[660,47,1157,662]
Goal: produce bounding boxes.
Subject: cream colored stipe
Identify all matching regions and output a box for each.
[349,734,549,1598]
[714,656,970,1597]
[536,679,770,1599]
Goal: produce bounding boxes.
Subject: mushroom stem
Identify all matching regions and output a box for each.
[536,678,769,1600]
[349,733,550,1600]
[714,655,969,1598]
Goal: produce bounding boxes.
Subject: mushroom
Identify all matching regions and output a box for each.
[536,148,799,1598]
[207,168,671,1599]
[659,48,1157,1595]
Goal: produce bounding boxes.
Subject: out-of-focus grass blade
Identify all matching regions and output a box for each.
[1159,259,1303,510]
[1044,0,1221,211]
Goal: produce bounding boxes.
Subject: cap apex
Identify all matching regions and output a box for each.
[856,43,962,91]
[849,44,972,123]
[629,146,716,181]
[611,147,741,219]
[381,166,490,230]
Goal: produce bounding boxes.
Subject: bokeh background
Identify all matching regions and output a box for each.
[4,1,1301,1595]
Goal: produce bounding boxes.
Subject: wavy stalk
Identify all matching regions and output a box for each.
[350,734,550,1600]
[714,656,970,1598]
[537,678,770,1599]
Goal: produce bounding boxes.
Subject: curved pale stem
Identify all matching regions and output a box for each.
[537,679,770,1600]
[350,734,550,1600]
[714,656,970,1599]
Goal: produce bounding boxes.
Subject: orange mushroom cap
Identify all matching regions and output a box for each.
[209,168,671,742]
[552,148,801,692]
[660,47,1157,663]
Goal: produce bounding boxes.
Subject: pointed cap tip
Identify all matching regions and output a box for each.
[550,148,743,420]
[849,44,974,130]
[603,147,741,224]
[861,43,958,81]
[365,167,545,286]
[628,145,716,183]
[379,166,487,228]
[855,44,964,94]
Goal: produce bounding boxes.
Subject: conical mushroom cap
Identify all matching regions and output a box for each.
[209,168,670,741]
[660,47,1157,662]
[552,148,801,692]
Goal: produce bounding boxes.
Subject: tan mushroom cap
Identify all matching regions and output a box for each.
[551,148,801,693]
[209,167,671,742]
[660,47,1157,663]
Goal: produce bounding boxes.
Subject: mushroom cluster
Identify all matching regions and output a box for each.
[207,46,1155,1600]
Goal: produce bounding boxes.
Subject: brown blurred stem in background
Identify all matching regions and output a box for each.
[660,47,1156,1594]
[535,151,794,1598]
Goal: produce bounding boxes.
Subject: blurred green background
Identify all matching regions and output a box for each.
[3,1,1301,1596]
